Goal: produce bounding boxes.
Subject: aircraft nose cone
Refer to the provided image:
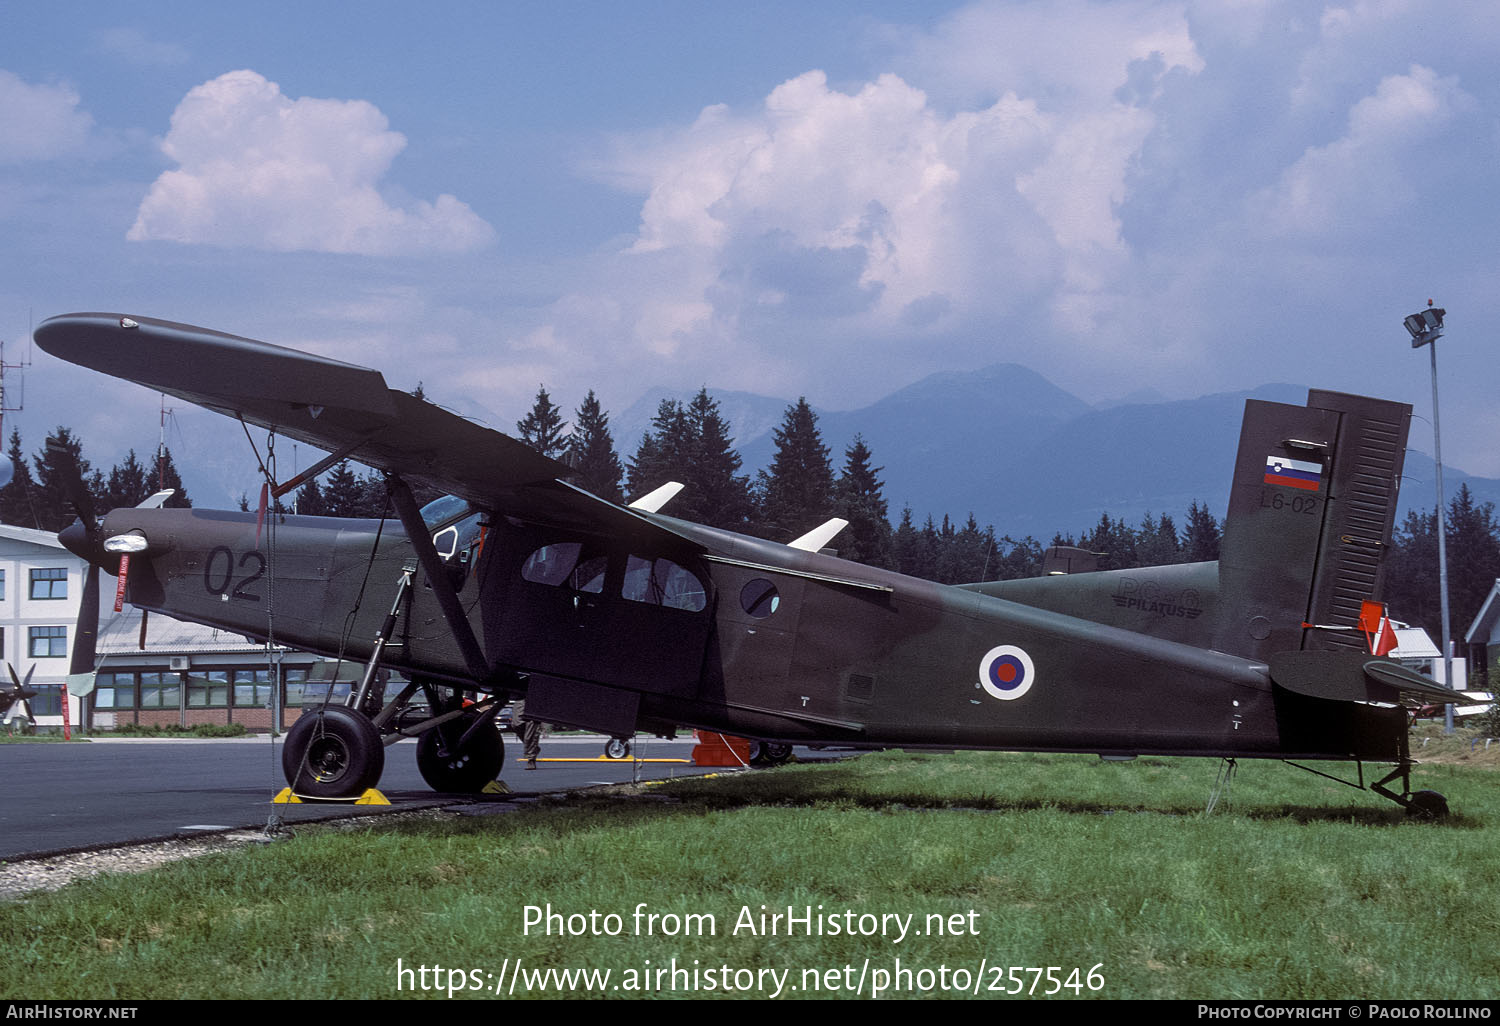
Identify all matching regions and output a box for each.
[58,519,97,563]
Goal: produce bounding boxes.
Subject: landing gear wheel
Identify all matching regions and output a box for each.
[749,741,793,767]
[417,713,505,793]
[283,706,385,799]
[604,737,631,760]
[1406,790,1449,819]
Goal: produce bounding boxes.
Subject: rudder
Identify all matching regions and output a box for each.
[1212,390,1412,660]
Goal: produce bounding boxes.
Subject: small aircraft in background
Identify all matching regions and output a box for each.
[35,312,1461,815]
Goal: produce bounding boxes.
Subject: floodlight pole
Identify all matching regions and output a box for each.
[1407,304,1454,734]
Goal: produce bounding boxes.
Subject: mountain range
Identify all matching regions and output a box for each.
[613,367,1500,541]
[159,357,1495,541]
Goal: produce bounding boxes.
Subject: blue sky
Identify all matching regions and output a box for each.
[2,1,1497,504]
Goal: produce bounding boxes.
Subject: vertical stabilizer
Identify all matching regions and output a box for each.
[1213,391,1411,660]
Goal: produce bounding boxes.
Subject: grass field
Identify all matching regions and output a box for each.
[2,743,1496,1001]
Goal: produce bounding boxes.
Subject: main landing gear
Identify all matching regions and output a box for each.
[283,706,386,800]
[416,708,506,792]
[282,683,512,799]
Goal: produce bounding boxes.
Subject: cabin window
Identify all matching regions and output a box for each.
[740,579,780,618]
[623,556,707,612]
[521,543,607,593]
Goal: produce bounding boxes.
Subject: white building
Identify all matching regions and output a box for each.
[0,523,112,728]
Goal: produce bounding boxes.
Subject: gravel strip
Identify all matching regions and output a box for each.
[0,831,280,901]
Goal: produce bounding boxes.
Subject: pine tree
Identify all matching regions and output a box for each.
[685,389,753,531]
[146,447,191,508]
[0,429,40,528]
[835,434,891,566]
[295,477,328,516]
[625,399,692,501]
[1079,513,1137,571]
[1443,484,1500,644]
[33,427,94,531]
[516,385,568,460]
[891,506,922,577]
[101,450,150,512]
[324,461,366,518]
[567,390,624,503]
[1181,501,1221,562]
[757,398,834,540]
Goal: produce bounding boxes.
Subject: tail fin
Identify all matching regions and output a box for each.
[1213,390,1412,660]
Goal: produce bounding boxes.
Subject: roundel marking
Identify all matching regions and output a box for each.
[978,645,1035,702]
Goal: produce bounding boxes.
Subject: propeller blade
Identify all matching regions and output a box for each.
[70,564,101,681]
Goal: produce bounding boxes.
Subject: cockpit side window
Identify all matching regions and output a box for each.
[522,542,583,586]
[521,542,607,593]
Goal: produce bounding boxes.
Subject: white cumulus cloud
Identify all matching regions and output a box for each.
[0,70,93,163]
[128,70,493,255]
[1254,65,1472,236]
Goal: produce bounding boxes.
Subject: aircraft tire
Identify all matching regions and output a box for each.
[604,737,631,760]
[417,715,505,793]
[1406,790,1449,819]
[283,706,385,799]
[748,741,793,767]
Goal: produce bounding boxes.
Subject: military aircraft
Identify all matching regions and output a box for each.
[35,312,1462,814]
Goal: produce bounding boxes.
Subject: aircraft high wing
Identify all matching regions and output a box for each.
[34,313,1454,815]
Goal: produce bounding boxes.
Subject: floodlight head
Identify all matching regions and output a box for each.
[1404,306,1445,348]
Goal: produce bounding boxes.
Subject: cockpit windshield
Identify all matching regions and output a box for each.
[418,494,471,529]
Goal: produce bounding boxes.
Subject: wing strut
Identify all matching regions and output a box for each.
[385,474,490,684]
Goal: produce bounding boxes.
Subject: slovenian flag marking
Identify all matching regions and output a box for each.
[1264,456,1321,491]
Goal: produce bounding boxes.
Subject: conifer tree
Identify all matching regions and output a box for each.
[34,427,95,530]
[146,447,191,508]
[685,388,753,531]
[1181,500,1221,562]
[295,477,328,516]
[324,461,366,518]
[757,398,834,540]
[625,399,691,501]
[101,450,150,512]
[0,429,40,528]
[516,385,568,460]
[567,390,624,503]
[835,434,891,567]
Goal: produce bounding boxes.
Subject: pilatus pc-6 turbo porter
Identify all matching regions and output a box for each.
[36,313,1460,814]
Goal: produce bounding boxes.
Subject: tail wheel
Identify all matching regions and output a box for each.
[417,713,505,792]
[748,741,793,767]
[1406,790,1449,819]
[604,737,631,760]
[283,706,385,798]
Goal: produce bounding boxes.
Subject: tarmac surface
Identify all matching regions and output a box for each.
[0,733,744,860]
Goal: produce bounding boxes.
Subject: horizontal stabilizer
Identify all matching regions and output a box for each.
[1270,651,1458,705]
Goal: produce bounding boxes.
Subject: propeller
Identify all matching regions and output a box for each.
[47,438,103,699]
[0,664,37,719]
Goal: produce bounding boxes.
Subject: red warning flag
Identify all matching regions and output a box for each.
[1359,601,1399,657]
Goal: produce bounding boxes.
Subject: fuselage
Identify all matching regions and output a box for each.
[94,499,1402,764]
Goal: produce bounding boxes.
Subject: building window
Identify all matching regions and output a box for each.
[187,671,230,708]
[233,669,273,708]
[30,568,67,600]
[29,625,67,658]
[94,672,137,709]
[0,568,7,600]
[137,671,181,710]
